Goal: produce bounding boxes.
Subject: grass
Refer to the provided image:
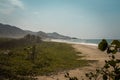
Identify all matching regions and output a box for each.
[0,37,90,79]
[36,42,89,75]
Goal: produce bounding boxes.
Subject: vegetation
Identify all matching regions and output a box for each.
[85,40,120,80]
[0,35,88,80]
[111,40,120,48]
[65,39,120,80]
[98,39,108,51]
[35,42,89,75]
[65,72,78,80]
[0,34,41,49]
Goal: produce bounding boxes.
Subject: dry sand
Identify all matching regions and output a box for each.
[37,44,120,80]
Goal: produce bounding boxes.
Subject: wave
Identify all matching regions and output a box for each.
[51,39,98,46]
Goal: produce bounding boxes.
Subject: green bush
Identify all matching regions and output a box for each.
[98,39,108,51]
[111,40,120,48]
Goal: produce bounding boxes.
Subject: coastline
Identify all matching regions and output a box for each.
[37,39,109,80]
[50,39,98,47]
[38,39,120,80]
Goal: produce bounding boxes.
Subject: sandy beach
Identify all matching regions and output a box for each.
[37,43,120,80]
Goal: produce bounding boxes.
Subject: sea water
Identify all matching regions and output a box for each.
[51,39,116,46]
[69,39,113,44]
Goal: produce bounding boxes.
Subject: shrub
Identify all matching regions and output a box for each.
[111,40,120,48]
[98,39,108,51]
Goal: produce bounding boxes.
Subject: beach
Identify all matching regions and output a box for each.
[37,41,115,80]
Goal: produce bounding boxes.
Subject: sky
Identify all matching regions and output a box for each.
[0,0,120,39]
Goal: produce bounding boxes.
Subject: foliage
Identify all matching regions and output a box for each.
[111,40,120,48]
[24,34,41,43]
[35,42,88,75]
[0,37,89,79]
[0,51,36,80]
[98,39,108,51]
[85,52,120,80]
[0,34,42,49]
[65,39,120,80]
[65,72,78,80]
[24,45,37,63]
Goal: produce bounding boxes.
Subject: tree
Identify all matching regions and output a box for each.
[31,45,37,63]
[24,34,31,41]
[36,36,41,43]
[24,34,42,43]
[98,39,108,51]
[24,45,37,63]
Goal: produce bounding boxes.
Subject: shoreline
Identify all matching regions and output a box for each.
[37,40,109,80]
[50,39,98,47]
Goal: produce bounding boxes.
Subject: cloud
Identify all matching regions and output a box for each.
[0,0,24,15]
[9,0,24,9]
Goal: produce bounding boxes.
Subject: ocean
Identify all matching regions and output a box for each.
[69,39,113,44]
[51,39,117,46]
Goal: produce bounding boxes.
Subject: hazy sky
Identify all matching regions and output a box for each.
[0,0,120,39]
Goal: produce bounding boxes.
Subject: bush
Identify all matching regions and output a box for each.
[0,52,36,80]
[111,40,120,48]
[98,39,108,51]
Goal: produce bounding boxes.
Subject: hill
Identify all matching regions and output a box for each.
[0,23,73,39]
[47,32,71,39]
[0,23,26,38]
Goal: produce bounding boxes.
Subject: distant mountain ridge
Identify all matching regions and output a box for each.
[47,32,71,39]
[0,23,73,39]
[0,23,26,38]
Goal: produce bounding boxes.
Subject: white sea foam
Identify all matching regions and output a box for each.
[79,42,98,46]
[51,39,98,46]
